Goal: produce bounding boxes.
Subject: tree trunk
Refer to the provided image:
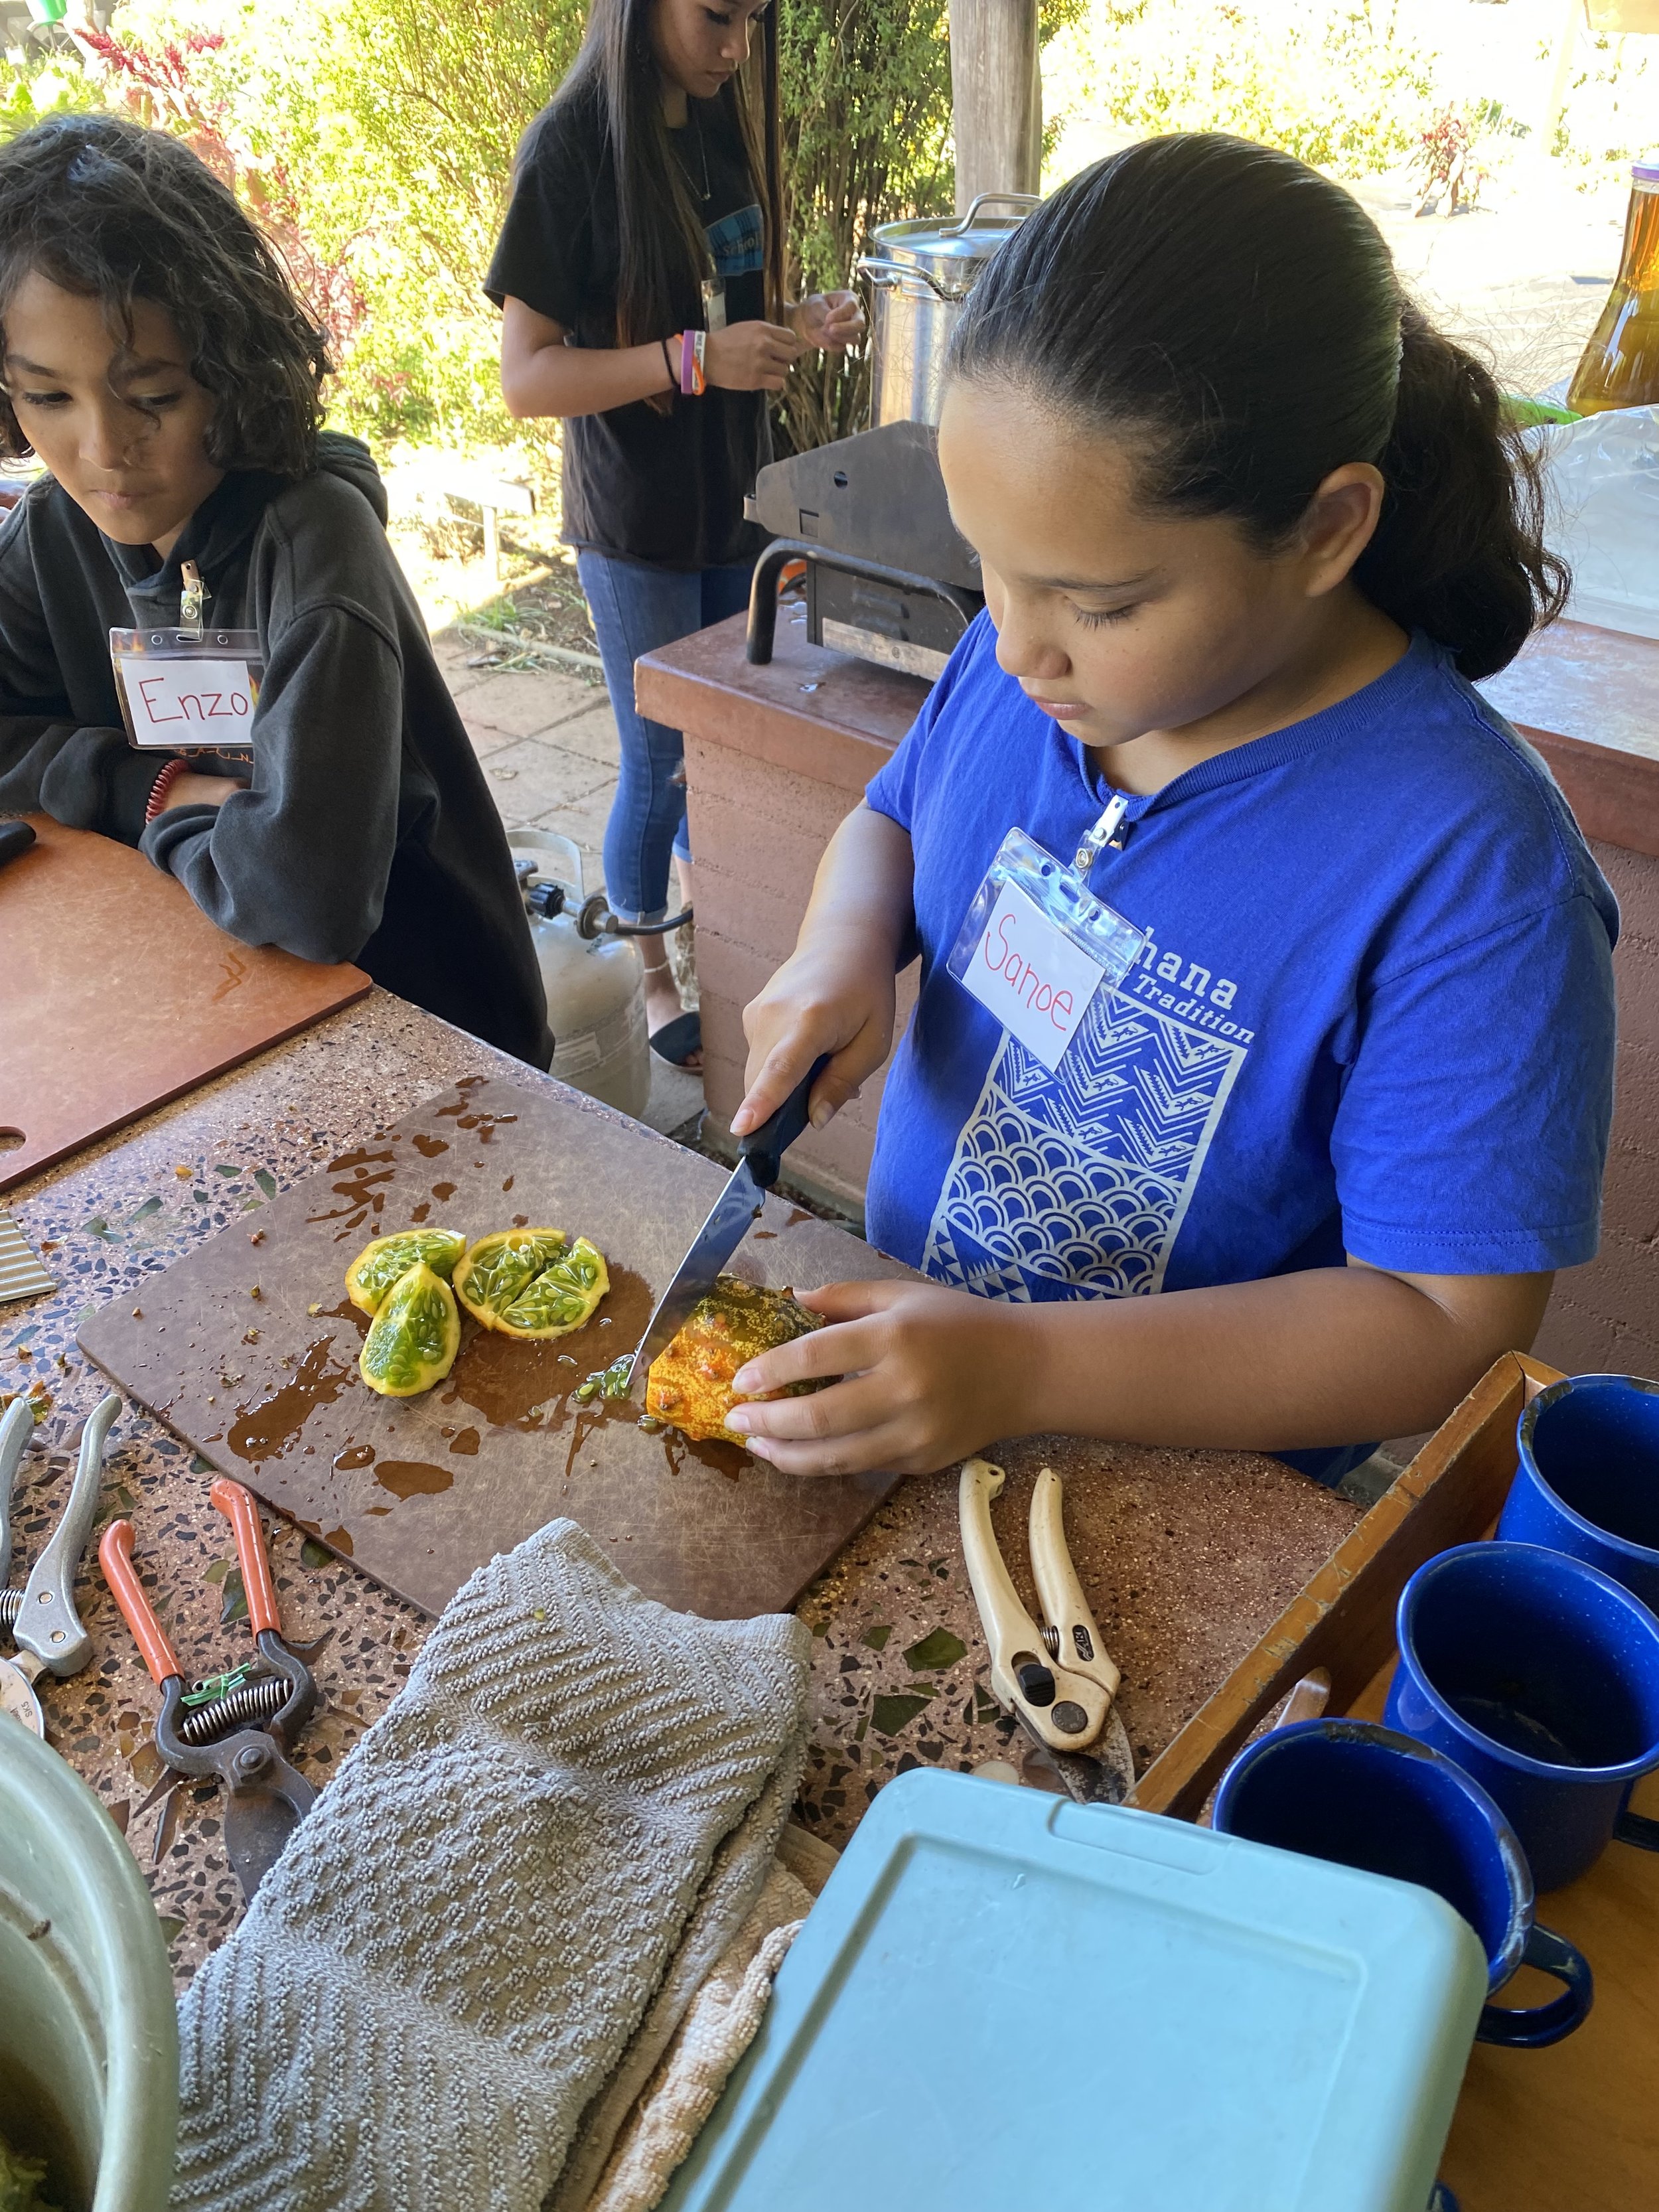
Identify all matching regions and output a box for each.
[948,0,1041,216]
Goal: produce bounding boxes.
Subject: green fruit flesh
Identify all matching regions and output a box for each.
[347,1230,467,1313]
[496,1238,609,1338]
[359,1262,461,1396]
[455,1231,567,1325]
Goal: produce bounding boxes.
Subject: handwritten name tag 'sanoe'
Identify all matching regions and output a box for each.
[960,875,1108,1072]
[124,658,257,748]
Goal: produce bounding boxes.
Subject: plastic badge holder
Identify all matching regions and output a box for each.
[660,1769,1488,2212]
[110,625,262,757]
[946,826,1146,1071]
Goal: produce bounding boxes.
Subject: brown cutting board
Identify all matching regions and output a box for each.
[79,1076,918,1620]
[0,815,369,1189]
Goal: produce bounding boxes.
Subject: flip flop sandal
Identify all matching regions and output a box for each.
[649,1010,702,1067]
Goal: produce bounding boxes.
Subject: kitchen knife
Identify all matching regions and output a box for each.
[627,1053,830,1394]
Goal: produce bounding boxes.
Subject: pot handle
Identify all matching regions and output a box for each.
[945,190,1041,234]
[854,256,966,304]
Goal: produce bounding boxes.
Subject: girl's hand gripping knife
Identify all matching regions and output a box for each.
[959,1457,1133,1796]
[100,1475,318,1901]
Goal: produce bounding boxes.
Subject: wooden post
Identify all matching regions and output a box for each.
[948,0,1041,215]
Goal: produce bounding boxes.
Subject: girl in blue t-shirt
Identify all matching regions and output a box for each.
[721,133,1617,1484]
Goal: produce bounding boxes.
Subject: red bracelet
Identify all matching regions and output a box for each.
[144,757,187,825]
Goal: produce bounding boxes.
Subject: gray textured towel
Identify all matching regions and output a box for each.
[171,1520,812,2212]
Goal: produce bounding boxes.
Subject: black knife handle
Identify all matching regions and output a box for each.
[739,1054,831,1191]
[0,820,36,869]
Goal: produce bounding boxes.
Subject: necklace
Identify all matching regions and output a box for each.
[689,108,711,202]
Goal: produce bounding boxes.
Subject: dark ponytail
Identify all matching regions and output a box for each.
[950,134,1565,680]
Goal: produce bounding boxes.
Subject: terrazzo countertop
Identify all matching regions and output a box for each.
[3,989,1360,1988]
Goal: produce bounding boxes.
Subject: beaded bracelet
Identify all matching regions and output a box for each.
[144,757,188,825]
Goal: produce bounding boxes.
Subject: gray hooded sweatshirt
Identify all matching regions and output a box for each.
[0,434,552,1069]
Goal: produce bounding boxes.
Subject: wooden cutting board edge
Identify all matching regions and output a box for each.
[1,970,372,1193]
[1,814,372,1191]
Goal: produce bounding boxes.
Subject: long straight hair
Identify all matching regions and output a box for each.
[559,0,784,406]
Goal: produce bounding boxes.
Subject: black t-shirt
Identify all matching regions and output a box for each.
[486,82,770,571]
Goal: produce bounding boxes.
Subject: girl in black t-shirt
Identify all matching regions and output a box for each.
[488,0,862,1066]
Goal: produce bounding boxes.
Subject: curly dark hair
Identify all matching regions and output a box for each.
[0,113,328,477]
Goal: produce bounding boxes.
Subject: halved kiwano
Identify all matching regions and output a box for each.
[646,1276,827,1442]
[346,1229,468,1315]
[495,1237,610,1340]
[359,1262,461,1397]
[453,1230,568,1329]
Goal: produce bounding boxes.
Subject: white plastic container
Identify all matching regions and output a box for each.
[508,831,650,1120]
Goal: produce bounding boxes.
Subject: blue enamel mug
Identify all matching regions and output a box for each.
[1502,1374,1659,1612]
[1386,1541,1659,1891]
[1213,1719,1593,2047]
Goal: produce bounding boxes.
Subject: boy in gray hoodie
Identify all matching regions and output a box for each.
[0,115,552,1071]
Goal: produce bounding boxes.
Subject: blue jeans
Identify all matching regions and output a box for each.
[577,549,755,924]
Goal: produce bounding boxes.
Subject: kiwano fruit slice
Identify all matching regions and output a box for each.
[645,1275,828,1443]
[453,1230,567,1329]
[495,1237,611,1340]
[359,1262,461,1398]
[346,1229,469,1315]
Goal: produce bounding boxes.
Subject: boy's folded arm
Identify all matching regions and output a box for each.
[0,708,161,841]
[0,526,161,839]
[139,603,405,966]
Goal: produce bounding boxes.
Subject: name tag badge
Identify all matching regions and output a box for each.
[110,628,261,756]
[947,827,1146,1076]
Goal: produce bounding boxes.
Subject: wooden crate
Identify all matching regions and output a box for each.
[1131,1351,1562,1820]
[1131,1351,1659,2212]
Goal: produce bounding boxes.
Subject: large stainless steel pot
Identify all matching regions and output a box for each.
[856,192,1038,427]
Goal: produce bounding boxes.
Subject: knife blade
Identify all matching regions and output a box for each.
[627,1054,830,1394]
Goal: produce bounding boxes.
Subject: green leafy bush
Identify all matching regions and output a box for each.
[776,0,954,451]
[1046,0,1438,181]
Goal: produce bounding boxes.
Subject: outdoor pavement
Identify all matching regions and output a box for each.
[432,629,706,1137]
[1354,162,1630,396]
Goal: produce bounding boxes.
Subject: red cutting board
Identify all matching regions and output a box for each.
[78,1077,918,1620]
[0,815,369,1189]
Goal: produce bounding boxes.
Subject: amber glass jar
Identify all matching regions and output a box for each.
[1568,159,1659,414]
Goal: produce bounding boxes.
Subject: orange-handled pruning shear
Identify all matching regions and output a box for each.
[99,1477,317,1901]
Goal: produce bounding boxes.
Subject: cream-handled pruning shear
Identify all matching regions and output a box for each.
[960,1456,1135,1799]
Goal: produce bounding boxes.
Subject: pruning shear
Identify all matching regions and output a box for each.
[0,1391,121,1736]
[959,1457,1136,1804]
[100,1475,317,1901]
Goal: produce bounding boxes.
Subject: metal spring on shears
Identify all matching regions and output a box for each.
[1040,1625,1061,1659]
[178,1674,289,1745]
[0,1589,21,1633]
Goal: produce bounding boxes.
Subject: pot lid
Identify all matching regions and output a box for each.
[871,215,1024,261]
[870,192,1039,269]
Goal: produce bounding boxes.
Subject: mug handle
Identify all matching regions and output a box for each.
[1476,1923,1594,2049]
[1616,1785,1659,1851]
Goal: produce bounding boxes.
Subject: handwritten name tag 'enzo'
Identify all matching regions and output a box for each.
[127,660,256,745]
[110,627,263,755]
[961,876,1108,1073]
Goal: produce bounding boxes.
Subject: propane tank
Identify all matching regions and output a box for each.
[508,831,650,1120]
